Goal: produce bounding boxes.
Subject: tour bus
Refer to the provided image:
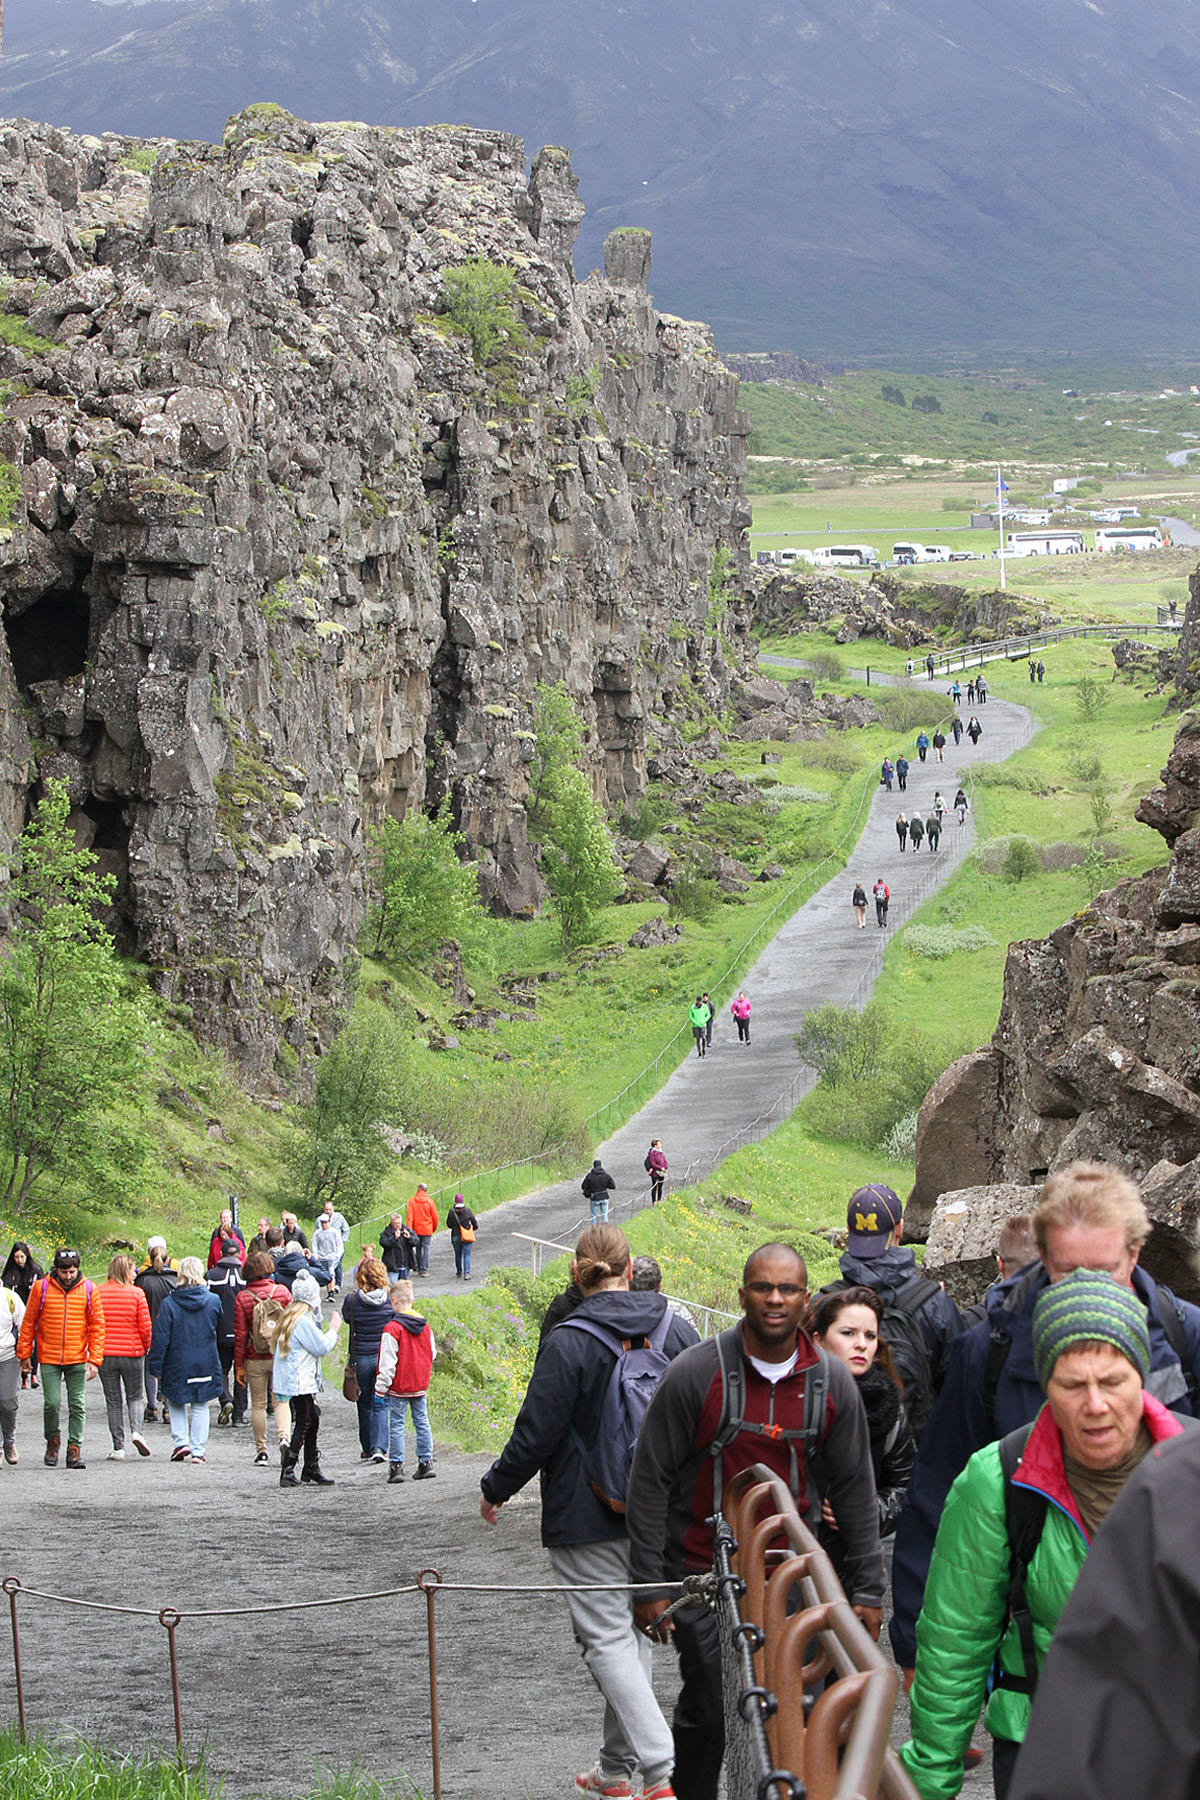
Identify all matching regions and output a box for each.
[891,542,928,564]
[813,544,880,569]
[1005,529,1086,557]
[778,547,821,568]
[1094,525,1164,554]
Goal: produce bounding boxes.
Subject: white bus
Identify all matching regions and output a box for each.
[1005,529,1086,557]
[892,542,928,564]
[923,544,953,563]
[1094,525,1164,554]
[813,544,880,569]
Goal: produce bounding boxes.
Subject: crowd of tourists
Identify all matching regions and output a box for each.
[7,1156,1199,1797]
[0,1186,470,1481]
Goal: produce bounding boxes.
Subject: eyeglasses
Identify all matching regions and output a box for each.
[744,1282,805,1298]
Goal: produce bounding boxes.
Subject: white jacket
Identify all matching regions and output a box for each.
[0,1286,25,1363]
[272,1309,338,1398]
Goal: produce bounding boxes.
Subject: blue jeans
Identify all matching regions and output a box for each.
[167,1399,212,1457]
[356,1357,387,1455]
[590,1197,609,1223]
[414,1235,431,1275]
[453,1237,473,1277]
[385,1392,432,1466]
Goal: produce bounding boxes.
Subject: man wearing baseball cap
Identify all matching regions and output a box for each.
[823,1182,964,1441]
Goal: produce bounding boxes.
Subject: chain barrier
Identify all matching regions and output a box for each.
[0,1571,689,1796]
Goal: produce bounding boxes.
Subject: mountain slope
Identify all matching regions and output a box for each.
[4,0,1200,360]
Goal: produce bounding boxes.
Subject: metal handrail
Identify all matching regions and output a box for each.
[724,1466,919,1800]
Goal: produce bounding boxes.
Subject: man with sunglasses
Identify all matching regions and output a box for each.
[17,1248,105,1469]
[626,1242,883,1800]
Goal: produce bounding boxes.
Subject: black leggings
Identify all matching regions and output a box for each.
[288,1392,321,1468]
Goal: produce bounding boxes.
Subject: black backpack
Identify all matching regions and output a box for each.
[823,1273,941,1443]
[993,1421,1046,1699]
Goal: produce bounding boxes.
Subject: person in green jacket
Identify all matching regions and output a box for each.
[900,1270,1185,1800]
[688,996,708,1058]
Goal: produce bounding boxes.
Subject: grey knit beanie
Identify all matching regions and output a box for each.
[1031,1268,1150,1390]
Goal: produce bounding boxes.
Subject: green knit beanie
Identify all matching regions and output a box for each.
[1032,1268,1151,1390]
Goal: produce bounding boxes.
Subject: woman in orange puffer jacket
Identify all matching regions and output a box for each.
[97,1254,152,1461]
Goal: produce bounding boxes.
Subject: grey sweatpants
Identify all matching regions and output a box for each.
[0,1356,18,1446]
[548,1538,674,1786]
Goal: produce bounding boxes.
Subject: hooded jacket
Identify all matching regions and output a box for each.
[376,1310,435,1396]
[272,1308,339,1399]
[342,1284,393,1365]
[482,1289,696,1548]
[145,1283,222,1407]
[17,1272,105,1368]
[406,1188,439,1237]
[205,1253,246,1348]
[900,1393,1183,1800]
[889,1257,1200,1667]
[836,1244,964,1390]
[135,1262,178,1323]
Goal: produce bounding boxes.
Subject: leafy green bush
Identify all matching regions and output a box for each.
[878,1108,920,1161]
[282,999,413,1219]
[442,259,529,367]
[873,689,944,733]
[794,1000,889,1083]
[618,787,673,840]
[1003,835,1041,882]
[667,857,720,924]
[367,803,484,962]
[806,650,843,681]
[762,785,833,810]
[903,924,998,958]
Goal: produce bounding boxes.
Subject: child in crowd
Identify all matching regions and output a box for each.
[376,1279,436,1485]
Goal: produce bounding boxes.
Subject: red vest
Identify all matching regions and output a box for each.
[379,1317,433,1396]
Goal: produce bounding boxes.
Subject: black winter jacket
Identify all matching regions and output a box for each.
[481,1288,695,1547]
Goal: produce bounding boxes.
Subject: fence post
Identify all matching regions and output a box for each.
[417,1570,443,1800]
[157,1607,185,1765]
[3,1579,25,1745]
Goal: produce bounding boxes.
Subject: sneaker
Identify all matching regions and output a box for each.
[142,1405,157,1425]
[44,1435,60,1467]
[170,1445,191,1463]
[254,1450,270,1466]
[217,1402,233,1427]
[3,1443,17,1465]
[188,1454,206,1465]
[414,1460,436,1480]
[131,1432,151,1458]
[575,1770,632,1798]
[106,1447,126,1461]
[370,1450,387,1464]
[65,1443,85,1470]
[388,1462,405,1483]
[642,1784,676,1800]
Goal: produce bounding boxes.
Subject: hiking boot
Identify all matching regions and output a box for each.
[65,1443,85,1470]
[279,1447,300,1488]
[388,1462,405,1483]
[217,1402,233,1427]
[414,1460,436,1480]
[254,1450,270,1466]
[131,1432,151,1458]
[300,1463,335,1486]
[3,1442,17,1465]
[575,1769,632,1799]
[44,1435,60,1467]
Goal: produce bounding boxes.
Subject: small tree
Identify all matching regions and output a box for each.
[1075,676,1112,726]
[794,1001,889,1084]
[368,803,483,961]
[529,683,621,949]
[283,1000,412,1219]
[0,780,151,1210]
[442,260,529,367]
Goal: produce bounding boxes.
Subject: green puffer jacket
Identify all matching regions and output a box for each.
[899,1392,1181,1800]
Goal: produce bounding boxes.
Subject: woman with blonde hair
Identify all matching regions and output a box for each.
[340,1255,391,1462]
[146,1256,222,1465]
[274,1270,341,1487]
[97,1252,153,1461]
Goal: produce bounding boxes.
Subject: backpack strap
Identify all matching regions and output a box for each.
[708,1332,830,1516]
[993,1422,1044,1697]
[890,1274,940,1318]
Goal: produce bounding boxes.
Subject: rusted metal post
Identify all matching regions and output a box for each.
[3,1578,25,1743]
[417,1569,443,1800]
[158,1606,184,1764]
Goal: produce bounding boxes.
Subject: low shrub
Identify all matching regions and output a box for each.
[762,784,833,809]
[877,1109,920,1161]
[903,924,998,958]
[873,689,944,733]
[806,650,843,682]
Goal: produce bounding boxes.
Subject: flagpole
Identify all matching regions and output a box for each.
[997,464,1007,592]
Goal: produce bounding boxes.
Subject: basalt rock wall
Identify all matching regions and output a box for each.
[0,108,750,1079]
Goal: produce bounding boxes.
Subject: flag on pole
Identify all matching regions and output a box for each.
[996,477,1009,495]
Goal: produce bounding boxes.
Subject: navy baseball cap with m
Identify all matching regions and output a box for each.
[846,1184,903,1257]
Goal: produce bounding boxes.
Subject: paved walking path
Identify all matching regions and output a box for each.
[414,681,1033,1293]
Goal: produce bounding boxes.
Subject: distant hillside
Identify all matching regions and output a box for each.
[4,0,1200,361]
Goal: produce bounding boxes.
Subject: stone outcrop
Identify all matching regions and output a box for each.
[749,570,1055,650]
[0,109,750,1079]
[727,671,880,740]
[909,700,1200,1300]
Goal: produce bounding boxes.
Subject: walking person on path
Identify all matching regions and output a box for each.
[447,1194,480,1279]
[966,715,982,745]
[730,991,752,1046]
[950,681,961,707]
[274,1270,340,1487]
[381,1211,414,1282]
[688,997,708,1057]
[17,1247,105,1470]
[896,753,909,791]
[873,878,890,929]
[909,814,924,851]
[4,1243,43,1391]
[881,757,894,792]
[582,1158,617,1223]
[926,654,935,680]
[932,727,946,763]
[405,1183,439,1278]
[376,1278,438,1483]
[206,1237,247,1426]
[233,1249,291,1466]
[701,993,714,1050]
[136,1238,177,1422]
[0,1277,25,1464]
[966,679,976,706]
[645,1140,669,1205]
[340,1256,391,1464]
[146,1256,222,1465]
[97,1254,152,1460]
[926,811,941,853]
[976,676,988,703]
[951,715,963,747]
[852,880,868,929]
[480,1223,696,1800]
[916,730,930,764]
[954,788,970,826]
[896,812,908,851]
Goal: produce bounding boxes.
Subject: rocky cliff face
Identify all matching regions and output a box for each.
[0,108,749,1079]
[909,704,1200,1300]
[749,569,1055,649]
